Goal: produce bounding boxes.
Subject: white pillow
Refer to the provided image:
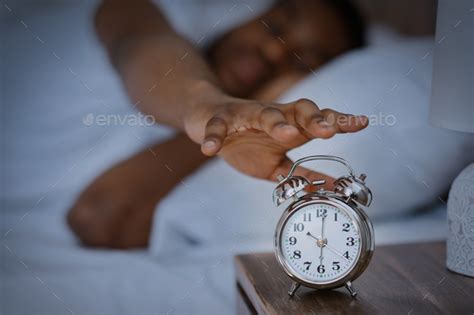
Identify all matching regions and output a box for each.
[281,37,473,220]
[150,37,474,255]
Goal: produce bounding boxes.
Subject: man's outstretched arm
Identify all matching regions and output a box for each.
[95,0,369,182]
[95,0,223,136]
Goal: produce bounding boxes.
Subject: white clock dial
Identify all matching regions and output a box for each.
[279,203,361,284]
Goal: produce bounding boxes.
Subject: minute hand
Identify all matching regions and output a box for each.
[324,243,351,263]
[320,214,326,239]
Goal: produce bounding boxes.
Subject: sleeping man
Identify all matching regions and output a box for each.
[67,0,370,248]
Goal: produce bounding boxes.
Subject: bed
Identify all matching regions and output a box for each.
[1,1,471,314]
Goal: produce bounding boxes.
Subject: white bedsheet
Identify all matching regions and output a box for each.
[1,1,453,315]
[2,193,446,314]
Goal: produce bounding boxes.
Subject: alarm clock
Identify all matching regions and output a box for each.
[273,155,374,297]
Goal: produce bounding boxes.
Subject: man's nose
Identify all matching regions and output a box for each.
[261,37,289,66]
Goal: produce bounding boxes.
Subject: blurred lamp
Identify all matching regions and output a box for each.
[430,0,474,277]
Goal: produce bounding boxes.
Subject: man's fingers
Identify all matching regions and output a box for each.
[322,109,368,133]
[202,116,227,156]
[259,107,299,142]
[292,98,335,138]
[291,98,368,139]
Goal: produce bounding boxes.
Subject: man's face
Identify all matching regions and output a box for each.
[208,0,352,98]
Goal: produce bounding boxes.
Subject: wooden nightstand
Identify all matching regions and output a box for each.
[235,242,474,314]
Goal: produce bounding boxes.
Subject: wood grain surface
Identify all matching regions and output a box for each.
[235,242,474,315]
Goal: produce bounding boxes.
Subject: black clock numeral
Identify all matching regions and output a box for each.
[293,223,304,232]
[332,261,340,271]
[316,209,327,217]
[334,212,338,221]
[303,261,312,270]
[343,251,350,259]
[317,264,325,274]
[342,223,350,232]
[289,236,297,245]
[346,237,355,246]
[303,213,312,222]
[293,250,301,259]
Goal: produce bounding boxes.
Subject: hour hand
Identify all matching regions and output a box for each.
[306,231,318,241]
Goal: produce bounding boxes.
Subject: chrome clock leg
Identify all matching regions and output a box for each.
[288,281,301,297]
[345,281,357,297]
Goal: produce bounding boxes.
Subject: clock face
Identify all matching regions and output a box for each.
[279,202,361,284]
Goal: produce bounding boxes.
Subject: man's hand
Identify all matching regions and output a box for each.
[186,97,368,182]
